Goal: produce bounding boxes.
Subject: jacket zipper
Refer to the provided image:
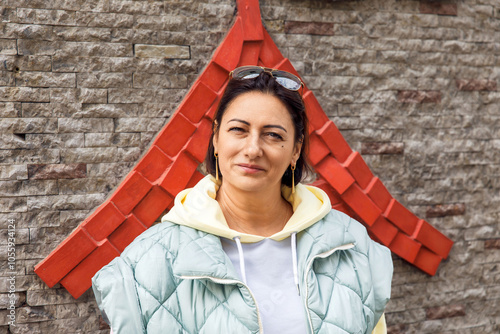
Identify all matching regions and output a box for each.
[179,275,264,333]
[302,243,356,334]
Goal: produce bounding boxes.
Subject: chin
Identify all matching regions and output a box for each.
[221,175,262,191]
[236,178,282,194]
[235,181,266,193]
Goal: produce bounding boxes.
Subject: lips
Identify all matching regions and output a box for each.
[237,163,265,173]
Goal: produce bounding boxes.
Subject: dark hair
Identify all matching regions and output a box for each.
[204,71,311,188]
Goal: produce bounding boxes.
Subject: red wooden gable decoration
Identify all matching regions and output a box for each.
[35,0,453,299]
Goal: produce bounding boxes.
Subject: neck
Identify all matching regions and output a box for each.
[216,182,293,237]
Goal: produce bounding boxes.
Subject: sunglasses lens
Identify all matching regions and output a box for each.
[273,70,301,91]
[241,73,260,79]
[233,67,262,80]
[275,77,301,91]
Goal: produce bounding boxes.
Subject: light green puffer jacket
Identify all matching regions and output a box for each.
[92,209,393,334]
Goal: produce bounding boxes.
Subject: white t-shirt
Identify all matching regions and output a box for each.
[221,237,308,333]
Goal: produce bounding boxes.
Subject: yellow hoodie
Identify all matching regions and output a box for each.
[162,175,387,334]
[162,175,331,243]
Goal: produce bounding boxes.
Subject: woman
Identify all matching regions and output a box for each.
[92,66,393,334]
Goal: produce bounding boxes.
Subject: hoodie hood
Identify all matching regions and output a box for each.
[162,175,331,243]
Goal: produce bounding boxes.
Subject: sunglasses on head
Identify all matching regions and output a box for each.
[230,66,304,92]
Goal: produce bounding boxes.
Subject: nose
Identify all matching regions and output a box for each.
[243,132,262,159]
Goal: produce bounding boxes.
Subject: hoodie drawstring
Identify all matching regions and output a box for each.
[291,232,300,296]
[234,236,247,285]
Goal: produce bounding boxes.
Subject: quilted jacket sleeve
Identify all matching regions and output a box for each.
[343,214,393,332]
[92,257,146,334]
[368,237,393,328]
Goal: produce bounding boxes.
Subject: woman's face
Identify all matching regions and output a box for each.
[213,91,301,194]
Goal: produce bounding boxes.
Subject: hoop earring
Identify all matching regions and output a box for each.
[214,152,219,181]
[291,164,296,194]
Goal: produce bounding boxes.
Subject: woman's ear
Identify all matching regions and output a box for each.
[293,134,304,162]
[212,132,218,153]
[292,139,302,163]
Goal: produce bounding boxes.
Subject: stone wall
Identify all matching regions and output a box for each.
[1,0,499,332]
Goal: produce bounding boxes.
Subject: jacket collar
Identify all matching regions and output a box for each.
[169,211,356,282]
[295,212,357,273]
[171,227,241,281]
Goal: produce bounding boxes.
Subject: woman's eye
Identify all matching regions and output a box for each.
[229,127,244,132]
[266,132,283,140]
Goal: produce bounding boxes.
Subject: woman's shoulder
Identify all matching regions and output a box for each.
[117,221,182,262]
[94,222,193,287]
[313,208,365,238]
[319,209,391,256]
[119,220,217,263]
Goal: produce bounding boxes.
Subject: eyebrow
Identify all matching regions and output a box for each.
[227,118,287,132]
